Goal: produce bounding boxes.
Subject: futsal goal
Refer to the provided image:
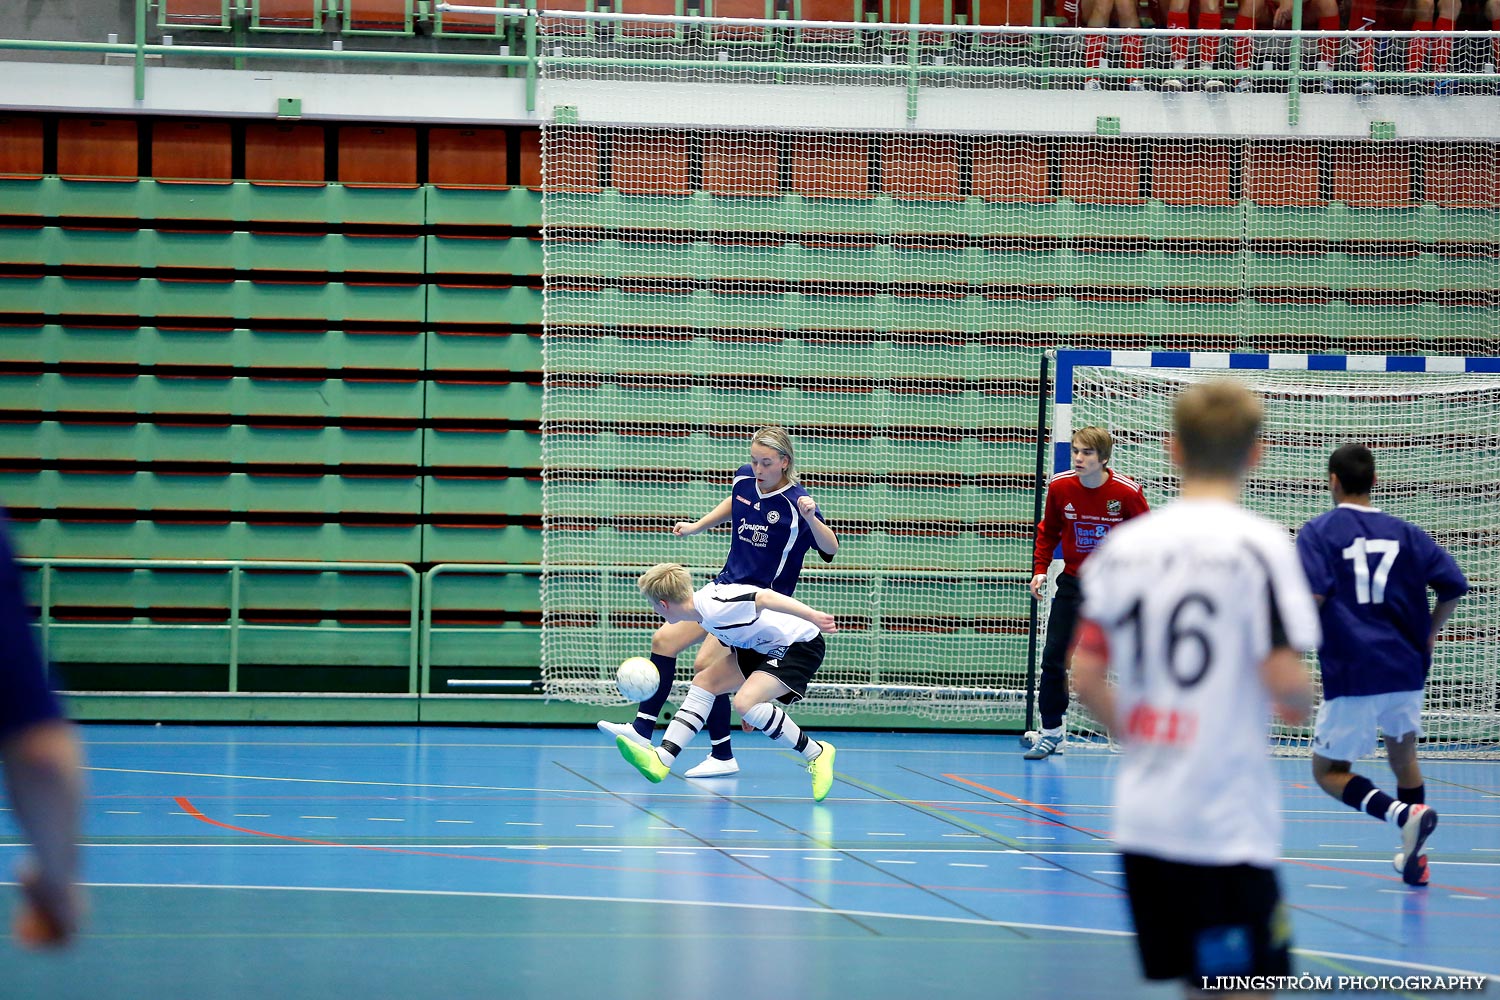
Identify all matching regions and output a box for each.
[1045,350,1500,755]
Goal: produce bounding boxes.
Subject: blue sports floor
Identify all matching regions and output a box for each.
[3,725,1497,1000]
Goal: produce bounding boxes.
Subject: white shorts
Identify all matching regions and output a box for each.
[1312,690,1424,762]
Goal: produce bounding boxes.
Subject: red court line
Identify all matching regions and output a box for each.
[942,776,1070,817]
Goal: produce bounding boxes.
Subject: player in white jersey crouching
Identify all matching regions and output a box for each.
[618,563,839,802]
[1072,380,1320,997]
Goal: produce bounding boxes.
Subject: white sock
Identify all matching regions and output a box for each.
[742,701,821,760]
[1042,725,1064,738]
[658,685,715,765]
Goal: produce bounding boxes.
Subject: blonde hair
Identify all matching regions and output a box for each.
[1173,380,1263,478]
[1072,426,1114,466]
[750,426,797,484]
[637,563,695,607]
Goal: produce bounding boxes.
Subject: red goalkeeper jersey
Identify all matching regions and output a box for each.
[1032,470,1149,577]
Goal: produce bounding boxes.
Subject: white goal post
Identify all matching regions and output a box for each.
[1044,349,1500,756]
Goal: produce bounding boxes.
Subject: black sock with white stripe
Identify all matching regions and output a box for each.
[656,684,714,766]
[741,701,822,762]
[1341,773,1410,826]
[632,653,678,740]
[706,695,735,760]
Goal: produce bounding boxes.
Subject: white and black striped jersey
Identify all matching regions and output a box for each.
[1079,498,1321,867]
[693,582,819,658]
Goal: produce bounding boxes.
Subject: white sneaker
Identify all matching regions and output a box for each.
[1128,78,1145,91]
[597,719,650,747]
[1316,59,1334,92]
[1085,78,1102,91]
[684,756,740,778]
[1202,77,1225,92]
[1235,77,1253,93]
[1357,79,1376,94]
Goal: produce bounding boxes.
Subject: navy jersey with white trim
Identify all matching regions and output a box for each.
[716,464,831,594]
[1296,504,1468,699]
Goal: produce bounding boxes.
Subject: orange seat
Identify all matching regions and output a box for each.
[253,0,321,30]
[57,118,139,181]
[704,0,778,42]
[616,0,683,38]
[539,0,592,37]
[794,0,862,44]
[1243,141,1324,207]
[0,117,44,178]
[790,135,870,198]
[519,129,543,188]
[429,128,510,188]
[883,135,962,202]
[972,138,1052,203]
[543,129,601,193]
[612,132,692,195]
[338,126,418,188]
[703,133,780,197]
[1331,145,1413,208]
[245,123,326,185]
[1060,140,1144,205]
[343,0,413,33]
[152,120,233,184]
[1424,144,1500,209]
[1152,140,1234,206]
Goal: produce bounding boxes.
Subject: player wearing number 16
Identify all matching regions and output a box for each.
[1071,381,1320,991]
[1296,444,1468,888]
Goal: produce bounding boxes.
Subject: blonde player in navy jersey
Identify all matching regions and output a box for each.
[1072,381,1320,995]
[1297,444,1468,887]
[617,563,839,801]
[597,427,838,778]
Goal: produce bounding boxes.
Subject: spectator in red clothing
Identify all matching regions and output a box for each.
[1404,0,1459,87]
[1025,427,1149,759]
[1082,0,1146,90]
[1164,0,1227,91]
[1488,0,1500,75]
[1232,0,1344,92]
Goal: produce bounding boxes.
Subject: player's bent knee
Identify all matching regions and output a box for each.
[737,698,772,727]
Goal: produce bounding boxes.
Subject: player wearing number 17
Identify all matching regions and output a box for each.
[1296,444,1468,888]
[1071,381,1320,993]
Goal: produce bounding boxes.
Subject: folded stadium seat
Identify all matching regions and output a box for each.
[793,0,864,46]
[1330,143,1415,209]
[250,0,324,32]
[423,427,541,470]
[882,134,963,202]
[703,0,782,46]
[1423,143,1500,210]
[971,138,1053,204]
[1059,138,1145,205]
[790,134,873,198]
[702,132,781,197]
[338,126,418,188]
[538,0,594,40]
[158,0,236,30]
[433,0,507,36]
[1242,140,1325,208]
[152,121,234,184]
[341,0,416,34]
[1150,140,1235,207]
[57,118,140,182]
[541,128,600,193]
[611,131,693,195]
[881,0,960,49]
[245,122,327,185]
[0,116,44,179]
[429,127,509,188]
[615,0,687,41]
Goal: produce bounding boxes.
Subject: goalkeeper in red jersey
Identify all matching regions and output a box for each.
[1025,427,1149,759]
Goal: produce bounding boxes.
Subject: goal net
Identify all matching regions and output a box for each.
[1052,351,1500,754]
[535,11,1500,724]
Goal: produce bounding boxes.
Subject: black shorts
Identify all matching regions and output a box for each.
[1122,852,1292,983]
[735,634,824,705]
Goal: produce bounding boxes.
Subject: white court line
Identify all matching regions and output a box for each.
[1020,867,1060,872]
[950,863,987,868]
[505,822,541,827]
[46,881,1500,979]
[301,816,336,820]
[876,860,917,865]
[366,818,404,823]
[729,854,771,859]
[721,829,759,833]
[575,824,613,829]
[1449,895,1488,901]
[802,857,842,862]
[105,810,142,815]
[866,832,906,837]
[436,820,474,825]
[1318,844,1359,849]
[234,814,270,819]
[1306,884,1346,890]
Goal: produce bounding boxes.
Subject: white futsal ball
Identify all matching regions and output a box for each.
[615,656,660,703]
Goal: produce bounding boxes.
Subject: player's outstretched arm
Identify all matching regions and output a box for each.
[754,589,837,634]
[1069,619,1116,733]
[795,495,839,559]
[674,496,734,537]
[1260,647,1314,726]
